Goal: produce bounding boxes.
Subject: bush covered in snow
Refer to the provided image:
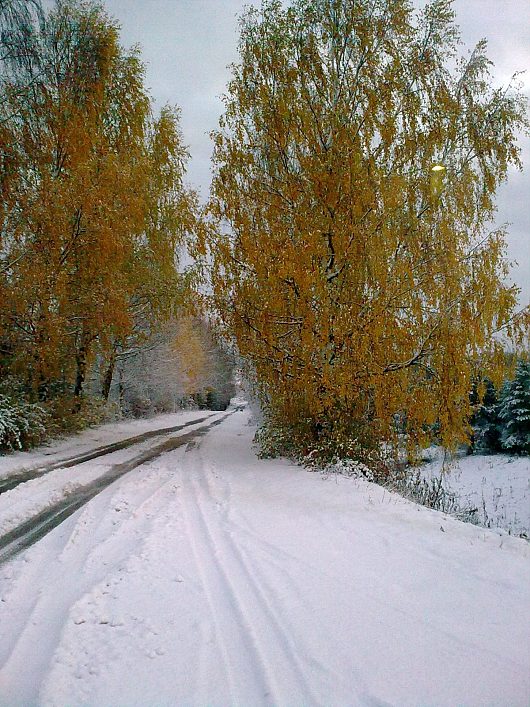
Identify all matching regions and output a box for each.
[44,395,115,436]
[0,376,118,453]
[386,468,480,523]
[0,391,50,452]
[320,457,375,482]
[255,414,390,481]
[254,418,298,459]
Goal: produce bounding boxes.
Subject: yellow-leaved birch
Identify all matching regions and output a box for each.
[209,0,529,460]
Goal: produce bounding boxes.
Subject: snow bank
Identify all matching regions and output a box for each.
[0,409,215,481]
[419,451,530,537]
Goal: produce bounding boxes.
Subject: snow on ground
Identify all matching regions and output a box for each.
[419,451,530,537]
[0,411,225,537]
[0,408,217,481]
[1,409,529,706]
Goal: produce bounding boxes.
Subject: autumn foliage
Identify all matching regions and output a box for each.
[1,0,528,460]
[209,0,529,459]
[0,0,200,407]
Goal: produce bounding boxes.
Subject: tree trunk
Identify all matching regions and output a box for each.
[118,366,124,411]
[102,350,116,401]
[74,345,88,407]
[37,375,50,402]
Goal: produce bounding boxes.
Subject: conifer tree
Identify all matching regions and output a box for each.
[498,361,530,455]
[209,0,529,459]
[470,379,501,454]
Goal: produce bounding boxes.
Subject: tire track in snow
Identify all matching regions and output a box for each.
[200,456,325,706]
[0,450,188,705]
[182,444,320,706]
[181,458,274,704]
[0,408,245,704]
[215,513,364,697]
[0,412,235,565]
[0,412,217,494]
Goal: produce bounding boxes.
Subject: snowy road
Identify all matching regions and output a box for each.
[0,411,234,564]
[0,411,219,495]
[1,409,529,706]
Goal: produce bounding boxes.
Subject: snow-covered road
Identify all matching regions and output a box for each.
[0,411,234,564]
[1,408,529,706]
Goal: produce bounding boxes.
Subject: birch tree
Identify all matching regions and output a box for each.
[1,0,199,405]
[210,0,529,458]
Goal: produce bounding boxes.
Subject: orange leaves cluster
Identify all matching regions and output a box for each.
[0,1,199,397]
[209,0,529,454]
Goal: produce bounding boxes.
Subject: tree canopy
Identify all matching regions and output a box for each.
[1,0,200,403]
[209,0,529,459]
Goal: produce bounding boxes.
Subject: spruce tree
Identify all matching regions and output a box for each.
[498,361,530,455]
[471,379,501,454]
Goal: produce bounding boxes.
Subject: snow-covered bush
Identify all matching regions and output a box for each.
[254,418,298,459]
[0,393,50,451]
[44,395,114,435]
[321,457,375,482]
[498,361,530,454]
[386,469,480,523]
[255,414,390,481]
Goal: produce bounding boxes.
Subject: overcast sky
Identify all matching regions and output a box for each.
[101,0,529,305]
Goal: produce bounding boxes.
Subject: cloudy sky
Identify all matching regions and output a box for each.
[102,0,529,305]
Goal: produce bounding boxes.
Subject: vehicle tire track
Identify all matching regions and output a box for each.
[181,459,275,704]
[0,449,190,704]
[181,444,321,706]
[0,412,235,566]
[1,410,247,704]
[196,455,322,706]
[211,512,355,695]
[0,412,218,494]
